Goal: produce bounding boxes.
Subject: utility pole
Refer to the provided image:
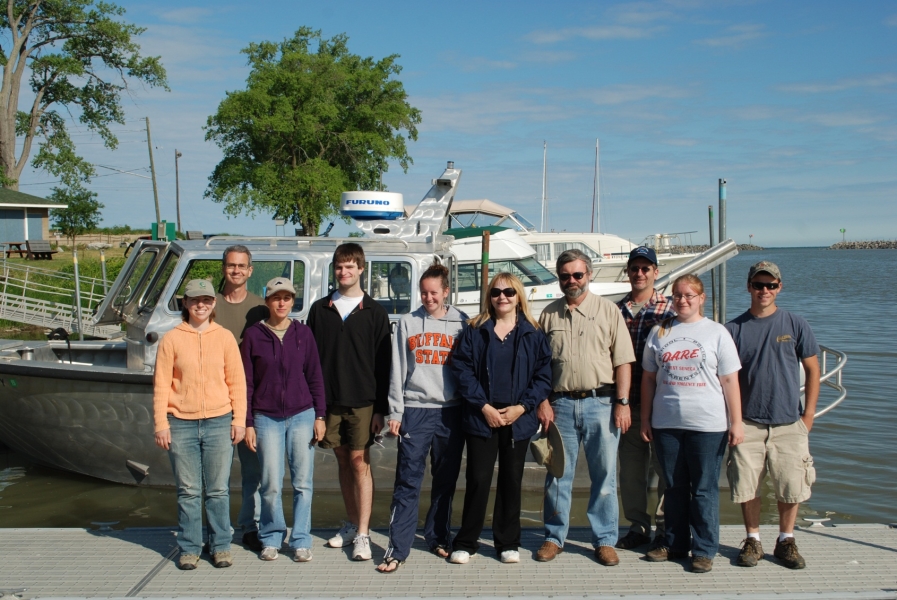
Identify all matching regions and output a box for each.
[591,138,600,233]
[175,149,183,234]
[145,117,161,224]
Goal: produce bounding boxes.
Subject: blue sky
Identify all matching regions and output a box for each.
[17,0,897,247]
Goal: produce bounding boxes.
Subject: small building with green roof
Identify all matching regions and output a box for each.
[0,188,68,244]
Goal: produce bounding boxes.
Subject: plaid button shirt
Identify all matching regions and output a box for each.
[617,290,676,404]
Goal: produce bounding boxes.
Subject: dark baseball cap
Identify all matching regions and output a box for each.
[628,246,658,265]
[748,260,782,282]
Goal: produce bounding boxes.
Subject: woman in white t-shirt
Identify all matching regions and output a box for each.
[640,274,744,574]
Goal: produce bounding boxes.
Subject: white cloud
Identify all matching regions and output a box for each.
[798,112,881,127]
[777,74,897,93]
[580,83,691,105]
[158,7,215,24]
[526,25,663,44]
[460,57,517,73]
[695,23,766,47]
[518,50,578,64]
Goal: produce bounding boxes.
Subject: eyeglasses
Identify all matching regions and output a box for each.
[750,281,780,291]
[490,287,517,298]
[629,265,653,274]
[559,272,586,282]
[225,263,250,271]
[672,293,700,301]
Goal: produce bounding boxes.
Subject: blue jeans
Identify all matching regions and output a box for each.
[254,410,316,550]
[543,395,620,548]
[653,428,727,559]
[168,414,234,555]
[236,441,261,533]
[384,405,464,561]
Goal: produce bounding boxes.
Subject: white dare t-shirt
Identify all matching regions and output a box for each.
[332,290,364,320]
[642,317,741,432]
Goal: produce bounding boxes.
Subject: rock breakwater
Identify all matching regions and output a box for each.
[829,241,897,250]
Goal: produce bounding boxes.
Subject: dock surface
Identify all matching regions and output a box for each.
[1,525,895,599]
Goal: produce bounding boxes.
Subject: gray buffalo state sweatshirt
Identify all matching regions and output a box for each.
[388,305,469,422]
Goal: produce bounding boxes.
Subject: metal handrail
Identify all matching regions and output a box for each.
[202,235,410,249]
[806,345,848,418]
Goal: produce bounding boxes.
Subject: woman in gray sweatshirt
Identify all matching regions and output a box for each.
[377,262,468,573]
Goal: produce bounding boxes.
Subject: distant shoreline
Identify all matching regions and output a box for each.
[829,241,897,250]
[678,244,764,252]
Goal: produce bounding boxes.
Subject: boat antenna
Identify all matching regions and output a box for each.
[591,138,600,233]
[541,141,549,233]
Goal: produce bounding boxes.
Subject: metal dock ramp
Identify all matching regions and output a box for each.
[0,525,894,599]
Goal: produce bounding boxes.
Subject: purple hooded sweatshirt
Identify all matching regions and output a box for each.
[240,319,326,428]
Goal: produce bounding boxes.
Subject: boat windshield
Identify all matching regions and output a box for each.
[456,257,557,292]
[165,259,303,312]
[509,212,537,232]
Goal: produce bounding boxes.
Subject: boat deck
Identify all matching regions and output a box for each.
[1,525,895,599]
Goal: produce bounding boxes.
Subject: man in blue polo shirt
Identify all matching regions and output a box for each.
[725,261,820,570]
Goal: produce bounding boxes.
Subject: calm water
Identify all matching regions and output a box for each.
[0,247,894,529]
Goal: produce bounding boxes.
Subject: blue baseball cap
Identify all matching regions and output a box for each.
[628,246,658,265]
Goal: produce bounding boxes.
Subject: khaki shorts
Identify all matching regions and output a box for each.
[727,418,815,504]
[319,404,374,451]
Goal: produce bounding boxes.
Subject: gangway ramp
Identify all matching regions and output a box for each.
[0,257,121,339]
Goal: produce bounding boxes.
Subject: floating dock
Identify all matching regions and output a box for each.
[0,525,894,599]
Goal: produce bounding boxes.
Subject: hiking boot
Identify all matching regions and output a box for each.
[242,530,263,552]
[615,531,651,549]
[645,545,689,562]
[352,534,372,561]
[293,548,313,562]
[774,537,806,569]
[691,556,713,573]
[259,547,279,561]
[737,538,764,567]
[535,541,563,562]
[594,546,619,566]
[212,551,232,568]
[177,553,199,570]
[327,521,358,548]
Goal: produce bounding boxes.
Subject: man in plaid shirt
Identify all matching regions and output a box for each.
[615,246,676,553]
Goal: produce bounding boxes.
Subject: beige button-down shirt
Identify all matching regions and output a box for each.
[538,291,636,393]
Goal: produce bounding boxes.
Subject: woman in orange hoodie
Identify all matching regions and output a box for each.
[153,279,247,570]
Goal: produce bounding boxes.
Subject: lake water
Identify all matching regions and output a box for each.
[0,247,894,529]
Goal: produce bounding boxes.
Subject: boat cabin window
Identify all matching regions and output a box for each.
[113,249,159,310]
[327,260,413,315]
[140,251,179,311]
[456,257,558,292]
[553,241,601,259]
[509,212,537,232]
[532,243,551,263]
[167,259,305,313]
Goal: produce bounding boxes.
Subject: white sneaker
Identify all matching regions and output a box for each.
[293,548,313,562]
[327,521,358,548]
[449,550,470,564]
[352,534,372,561]
[259,547,279,561]
[500,550,520,563]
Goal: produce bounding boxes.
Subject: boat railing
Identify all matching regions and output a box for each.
[810,345,848,418]
[202,235,410,249]
[0,255,121,339]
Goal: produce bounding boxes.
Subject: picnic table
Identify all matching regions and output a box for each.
[4,242,26,258]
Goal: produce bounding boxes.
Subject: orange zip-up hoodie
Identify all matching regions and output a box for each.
[153,321,247,432]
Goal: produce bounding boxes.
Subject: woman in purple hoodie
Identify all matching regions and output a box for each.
[241,277,326,563]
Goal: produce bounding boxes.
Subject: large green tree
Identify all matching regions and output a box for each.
[204,27,421,236]
[0,0,168,188]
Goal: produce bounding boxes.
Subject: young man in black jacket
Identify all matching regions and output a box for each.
[306,243,391,561]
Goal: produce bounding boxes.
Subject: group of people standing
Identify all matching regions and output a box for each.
[152,240,819,576]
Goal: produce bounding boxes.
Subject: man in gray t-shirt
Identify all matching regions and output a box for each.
[725,261,820,571]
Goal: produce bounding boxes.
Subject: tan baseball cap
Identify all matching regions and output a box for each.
[183,279,215,297]
[265,277,296,298]
[747,260,782,282]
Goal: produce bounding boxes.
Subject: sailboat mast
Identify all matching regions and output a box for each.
[541,141,548,233]
[591,138,600,233]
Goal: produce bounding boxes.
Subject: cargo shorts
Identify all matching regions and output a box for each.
[319,404,375,451]
[727,418,815,504]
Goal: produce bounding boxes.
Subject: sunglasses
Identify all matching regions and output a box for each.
[750,281,780,291]
[629,265,653,274]
[559,272,586,282]
[490,287,517,298]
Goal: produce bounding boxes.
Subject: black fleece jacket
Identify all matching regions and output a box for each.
[306,291,391,414]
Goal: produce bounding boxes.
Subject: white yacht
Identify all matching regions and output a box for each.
[407,198,700,282]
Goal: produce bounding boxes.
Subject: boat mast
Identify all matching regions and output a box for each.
[591,138,600,233]
[540,141,548,233]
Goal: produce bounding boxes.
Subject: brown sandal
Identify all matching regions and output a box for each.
[431,545,450,558]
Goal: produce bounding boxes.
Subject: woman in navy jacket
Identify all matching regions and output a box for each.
[448,273,552,565]
[241,277,326,563]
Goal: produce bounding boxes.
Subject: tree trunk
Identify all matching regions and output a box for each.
[301,217,318,237]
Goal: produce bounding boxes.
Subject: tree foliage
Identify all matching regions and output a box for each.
[0,0,168,189]
[50,183,103,245]
[204,27,421,236]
